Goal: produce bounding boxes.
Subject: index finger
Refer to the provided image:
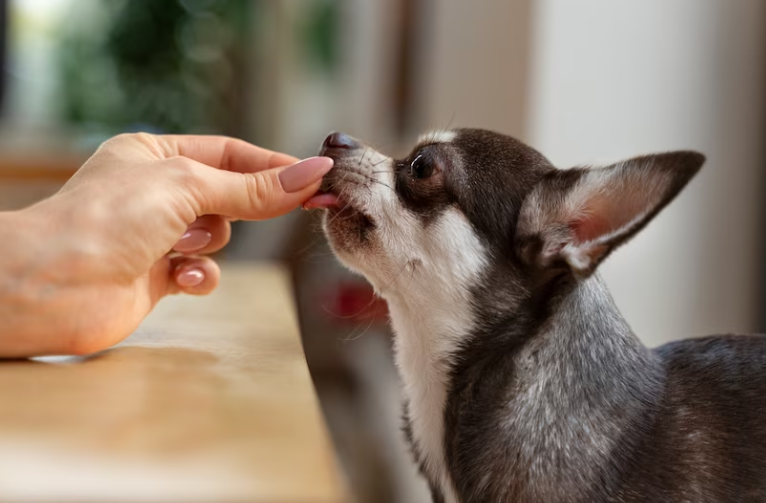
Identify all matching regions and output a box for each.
[152,135,299,173]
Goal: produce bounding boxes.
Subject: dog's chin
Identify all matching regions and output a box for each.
[321,199,375,255]
[304,188,375,255]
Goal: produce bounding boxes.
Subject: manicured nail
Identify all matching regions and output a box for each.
[177,268,205,288]
[278,157,334,193]
[174,229,212,253]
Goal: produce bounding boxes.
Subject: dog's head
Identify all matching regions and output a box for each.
[311,129,703,308]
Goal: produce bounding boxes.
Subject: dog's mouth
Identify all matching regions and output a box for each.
[303,190,375,231]
[303,191,340,210]
[304,149,376,234]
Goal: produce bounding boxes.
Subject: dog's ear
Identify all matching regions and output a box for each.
[517,151,704,277]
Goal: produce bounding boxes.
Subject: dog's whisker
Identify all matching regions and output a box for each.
[370,157,390,168]
[357,147,369,168]
[362,176,394,192]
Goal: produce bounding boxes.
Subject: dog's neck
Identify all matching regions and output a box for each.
[491,275,663,499]
[385,271,664,502]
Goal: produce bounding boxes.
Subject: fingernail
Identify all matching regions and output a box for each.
[278,157,334,193]
[177,268,205,288]
[174,229,212,253]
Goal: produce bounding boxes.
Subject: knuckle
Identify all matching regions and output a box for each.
[132,131,159,150]
[165,156,198,182]
[244,172,276,212]
[95,133,131,154]
[162,156,210,223]
[164,157,205,215]
[104,132,134,146]
[101,132,163,157]
[103,132,140,149]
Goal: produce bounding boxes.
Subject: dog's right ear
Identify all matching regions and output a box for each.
[516,151,704,278]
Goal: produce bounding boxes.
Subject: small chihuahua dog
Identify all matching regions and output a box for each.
[307,129,766,503]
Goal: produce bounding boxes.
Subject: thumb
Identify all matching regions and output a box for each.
[190,156,333,220]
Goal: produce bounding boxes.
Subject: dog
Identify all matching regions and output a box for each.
[305,129,766,502]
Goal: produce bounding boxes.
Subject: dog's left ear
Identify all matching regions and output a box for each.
[517,151,704,277]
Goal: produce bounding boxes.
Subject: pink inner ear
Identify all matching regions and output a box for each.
[570,197,613,243]
[571,214,609,243]
[570,192,645,244]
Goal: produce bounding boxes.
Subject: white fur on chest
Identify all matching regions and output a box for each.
[383,210,488,503]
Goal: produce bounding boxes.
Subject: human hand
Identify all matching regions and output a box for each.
[0,133,332,357]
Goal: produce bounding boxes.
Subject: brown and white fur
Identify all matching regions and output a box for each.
[315,129,766,503]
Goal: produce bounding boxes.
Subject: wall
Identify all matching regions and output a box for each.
[415,0,533,139]
[528,0,766,346]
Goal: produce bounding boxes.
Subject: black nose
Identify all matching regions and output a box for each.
[323,132,359,150]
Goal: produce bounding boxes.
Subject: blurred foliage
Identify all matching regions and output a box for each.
[301,0,339,75]
[56,0,252,136]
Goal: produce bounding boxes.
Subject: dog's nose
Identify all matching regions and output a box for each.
[323,132,359,150]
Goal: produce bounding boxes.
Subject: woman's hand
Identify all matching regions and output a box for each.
[0,133,332,358]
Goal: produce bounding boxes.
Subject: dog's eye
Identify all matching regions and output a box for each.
[409,155,434,179]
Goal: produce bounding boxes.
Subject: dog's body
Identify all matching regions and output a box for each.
[310,129,766,502]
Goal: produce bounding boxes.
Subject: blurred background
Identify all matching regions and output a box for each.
[1,0,765,501]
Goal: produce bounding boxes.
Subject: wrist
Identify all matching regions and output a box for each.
[0,208,61,356]
[0,209,40,296]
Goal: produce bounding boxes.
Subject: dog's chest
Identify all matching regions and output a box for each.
[388,299,474,503]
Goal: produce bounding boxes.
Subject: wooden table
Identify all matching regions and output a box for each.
[0,264,348,502]
[0,150,83,211]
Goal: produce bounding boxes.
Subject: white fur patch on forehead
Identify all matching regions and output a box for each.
[417,130,457,146]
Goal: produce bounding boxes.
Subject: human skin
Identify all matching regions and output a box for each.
[0,133,332,358]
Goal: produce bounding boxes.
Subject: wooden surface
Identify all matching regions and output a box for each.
[0,155,80,181]
[0,153,81,211]
[0,180,64,211]
[0,264,347,503]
